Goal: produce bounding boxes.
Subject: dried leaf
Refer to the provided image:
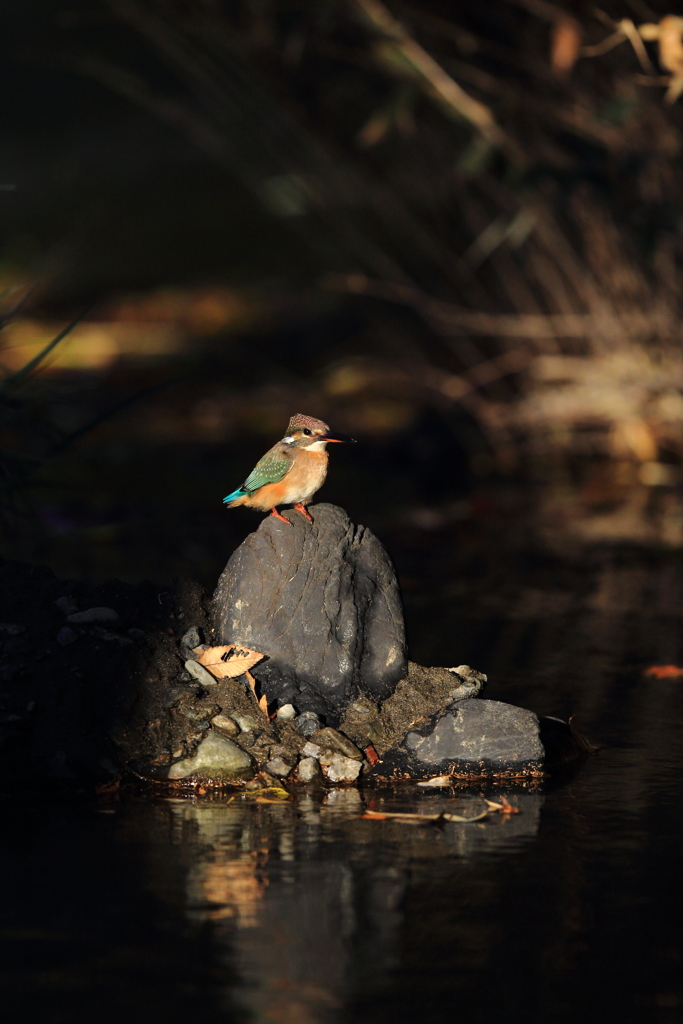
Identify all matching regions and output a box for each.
[416,775,452,788]
[244,669,258,697]
[258,693,269,715]
[644,664,683,678]
[361,808,488,824]
[550,18,582,76]
[364,744,380,766]
[197,644,264,679]
[484,796,520,815]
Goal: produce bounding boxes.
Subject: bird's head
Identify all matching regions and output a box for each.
[281,413,355,449]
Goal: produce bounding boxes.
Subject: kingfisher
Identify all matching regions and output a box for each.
[223,413,355,523]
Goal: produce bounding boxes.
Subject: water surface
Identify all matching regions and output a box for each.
[2,549,682,1024]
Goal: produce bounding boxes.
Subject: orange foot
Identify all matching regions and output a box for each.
[269,507,291,524]
[294,503,313,522]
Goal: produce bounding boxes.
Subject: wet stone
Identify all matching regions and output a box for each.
[211,713,240,737]
[382,699,544,777]
[311,727,363,761]
[265,757,292,777]
[319,752,362,784]
[56,627,77,647]
[180,627,202,650]
[167,730,253,781]
[296,712,321,738]
[231,713,258,732]
[276,703,297,720]
[297,756,322,782]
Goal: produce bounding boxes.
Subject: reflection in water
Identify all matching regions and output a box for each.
[163,785,543,1024]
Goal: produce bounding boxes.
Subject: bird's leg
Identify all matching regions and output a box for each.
[269,507,291,524]
[294,503,313,522]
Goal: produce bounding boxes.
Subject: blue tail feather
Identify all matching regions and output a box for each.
[223,488,247,504]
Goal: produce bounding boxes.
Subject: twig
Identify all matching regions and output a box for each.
[0,307,93,393]
[351,0,523,162]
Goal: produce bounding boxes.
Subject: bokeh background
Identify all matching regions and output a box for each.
[4,0,683,664]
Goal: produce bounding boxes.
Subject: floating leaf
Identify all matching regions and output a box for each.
[416,775,452,788]
[484,797,520,815]
[644,664,683,679]
[245,786,291,802]
[361,808,488,824]
[197,644,265,679]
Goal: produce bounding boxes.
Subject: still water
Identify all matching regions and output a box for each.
[2,550,682,1024]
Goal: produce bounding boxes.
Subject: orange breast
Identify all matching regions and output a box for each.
[243,450,329,510]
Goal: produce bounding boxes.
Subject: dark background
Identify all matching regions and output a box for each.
[3,0,683,665]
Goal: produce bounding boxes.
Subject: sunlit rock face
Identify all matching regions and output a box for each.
[167,731,253,781]
[212,503,407,723]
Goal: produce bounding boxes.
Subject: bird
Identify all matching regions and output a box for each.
[223,413,355,523]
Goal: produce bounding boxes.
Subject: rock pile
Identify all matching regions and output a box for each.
[0,504,587,790]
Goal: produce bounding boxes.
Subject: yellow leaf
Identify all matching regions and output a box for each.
[197,644,265,679]
[658,16,683,76]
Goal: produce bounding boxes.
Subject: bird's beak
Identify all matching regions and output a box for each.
[322,431,356,443]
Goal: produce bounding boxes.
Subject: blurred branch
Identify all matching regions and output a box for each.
[324,273,617,339]
[352,0,524,162]
[0,307,92,394]
[0,282,39,331]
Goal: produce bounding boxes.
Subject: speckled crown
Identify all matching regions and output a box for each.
[286,413,330,434]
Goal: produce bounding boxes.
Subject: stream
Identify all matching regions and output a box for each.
[2,545,682,1024]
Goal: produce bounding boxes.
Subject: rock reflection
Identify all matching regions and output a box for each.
[164,784,543,1023]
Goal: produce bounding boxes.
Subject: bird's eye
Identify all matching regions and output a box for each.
[303,428,312,436]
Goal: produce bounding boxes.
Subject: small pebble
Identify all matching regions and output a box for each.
[211,714,240,737]
[54,596,78,615]
[302,741,323,760]
[67,607,119,624]
[276,703,297,721]
[319,753,362,784]
[56,627,77,647]
[297,757,321,782]
[265,757,292,777]
[180,626,202,649]
[295,711,321,738]
[184,659,217,688]
[230,713,257,732]
[311,726,363,760]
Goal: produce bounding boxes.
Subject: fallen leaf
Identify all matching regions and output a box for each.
[416,774,452,788]
[550,17,582,75]
[441,811,489,823]
[484,796,520,815]
[644,664,683,678]
[258,693,269,716]
[361,808,488,824]
[247,786,290,802]
[197,644,265,679]
[364,744,380,766]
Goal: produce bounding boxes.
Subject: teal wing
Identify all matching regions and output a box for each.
[241,446,293,494]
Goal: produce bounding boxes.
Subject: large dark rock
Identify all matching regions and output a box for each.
[212,503,407,722]
[371,698,545,779]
